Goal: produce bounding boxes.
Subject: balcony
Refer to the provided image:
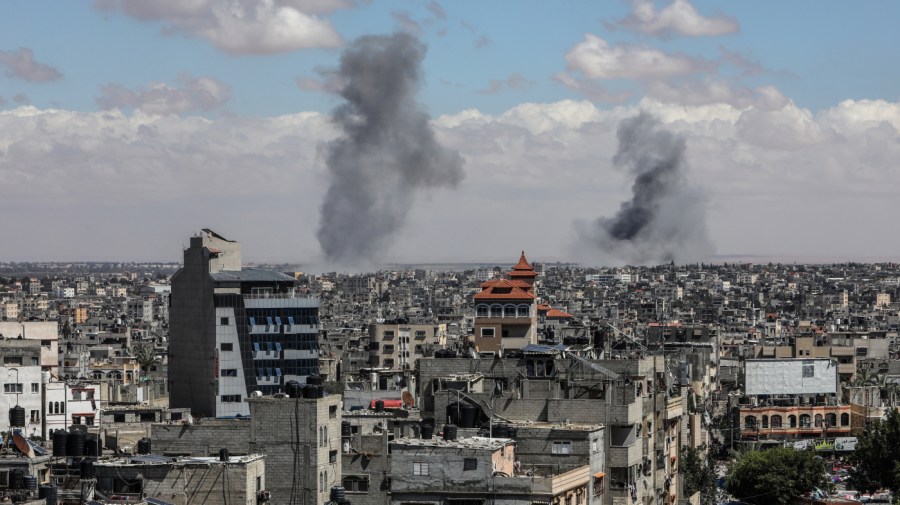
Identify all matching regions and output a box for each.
[609,441,642,467]
[666,397,683,418]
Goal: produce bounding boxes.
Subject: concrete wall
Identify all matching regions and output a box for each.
[248,395,341,505]
[151,419,251,456]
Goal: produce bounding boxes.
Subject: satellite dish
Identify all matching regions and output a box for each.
[402,391,414,408]
[12,433,33,458]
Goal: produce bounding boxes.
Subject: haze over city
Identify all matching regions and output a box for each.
[2,1,899,266]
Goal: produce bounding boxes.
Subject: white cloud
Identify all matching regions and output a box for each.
[94,0,344,55]
[646,80,789,110]
[616,0,739,37]
[3,97,900,262]
[96,74,231,115]
[0,48,63,82]
[565,34,711,80]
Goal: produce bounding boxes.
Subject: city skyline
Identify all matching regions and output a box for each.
[2,1,899,265]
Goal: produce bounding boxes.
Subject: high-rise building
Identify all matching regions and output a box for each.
[169,229,319,417]
[472,252,538,354]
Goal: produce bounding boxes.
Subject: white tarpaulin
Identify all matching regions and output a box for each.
[745,359,838,396]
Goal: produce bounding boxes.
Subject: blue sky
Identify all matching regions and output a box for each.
[1,1,899,265]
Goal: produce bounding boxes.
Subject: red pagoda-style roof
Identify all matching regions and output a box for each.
[474,279,536,301]
[512,251,533,271]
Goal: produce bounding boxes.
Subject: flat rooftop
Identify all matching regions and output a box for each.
[391,436,513,450]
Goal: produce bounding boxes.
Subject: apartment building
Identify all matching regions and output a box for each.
[368,320,447,370]
[473,252,538,355]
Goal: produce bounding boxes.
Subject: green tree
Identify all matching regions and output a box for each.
[725,447,826,505]
[849,408,900,494]
[680,445,716,504]
[131,343,160,378]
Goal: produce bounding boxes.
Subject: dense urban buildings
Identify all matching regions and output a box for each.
[6,238,900,503]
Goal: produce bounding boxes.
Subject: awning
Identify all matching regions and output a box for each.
[593,472,606,478]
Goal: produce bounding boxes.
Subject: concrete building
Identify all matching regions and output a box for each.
[0,339,43,438]
[0,321,59,374]
[94,453,267,505]
[473,252,538,355]
[368,321,447,371]
[169,229,320,417]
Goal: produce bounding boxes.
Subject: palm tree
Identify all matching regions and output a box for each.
[131,343,160,380]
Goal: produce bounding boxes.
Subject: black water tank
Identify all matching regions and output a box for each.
[52,431,69,457]
[85,435,99,457]
[443,424,458,441]
[306,375,322,386]
[341,421,352,437]
[9,469,24,489]
[459,403,477,429]
[445,403,461,425]
[39,485,58,505]
[219,448,229,461]
[80,459,95,480]
[67,431,86,457]
[137,437,151,455]
[302,385,317,399]
[420,422,434,440]
[24,475,37,490]
[285,380,302,398]
[9,405,25,427]
[330,486,346,503]
[374,400,384,413]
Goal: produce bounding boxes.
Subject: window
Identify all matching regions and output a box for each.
[383,331,395,340]
[31,383,39,394]
[221,395,241,403]
[771,415,783,428]
[551,441,572,455]
[463,458,478,471]
[413,462,429,476]
[415,330,427,339]
[480,327,495,338]
[221,369,238,377]
[342,476,369,493]
[220,317,230,326]
[330,450,337,463]
[3,357,23,365]
[476,305,489,317]
[591,439,599,453]
[799,414,811,428]
[329,405,337,419]
[841,413,850,426]
[30,410,40,422]
[4,383,23,394]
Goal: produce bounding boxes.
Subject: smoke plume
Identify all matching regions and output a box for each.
[581,112,712,264]
[316,33,464,265]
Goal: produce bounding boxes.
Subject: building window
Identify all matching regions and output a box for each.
[220,317,230,325]
[415,330,427,339]
[3,357,23,365]
[841,413,850,426]
[551,441,572,455]
[480,327,495,338]
[383,331,395,340]
[3,383,23,394]
[342,476,369,493]
[330,450,337,463]
[329,405,337,419]
[221,395,241,403]
[463,458,478,471]
[221,369,238,377]
[490,305,503,318]
[770,415,783,428]
[591,439,599,453]
[221,343,233,351]
[799,414,811,428]
[30,410,40,422]
[413,462,429,476]
[31,383,39,394]
[476,305,489,317]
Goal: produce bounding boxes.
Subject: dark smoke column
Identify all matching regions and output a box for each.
[583,112,712,264]
[317,33,464,265]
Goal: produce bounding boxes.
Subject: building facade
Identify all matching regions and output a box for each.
[169,229,320,417]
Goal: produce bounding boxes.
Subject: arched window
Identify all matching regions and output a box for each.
[61,402,65,414]
[762,415,769,429]
[825,413,837,427]
[841,413,850,426]
[518,305,530,318]
[770,415,783,428]
[476,305,489,317]
[504,304,517,318]
[744,416,757,429]
[814,414,824,427]
[799,414,811,428]
[788,415,797,428]
[490,305,503,318]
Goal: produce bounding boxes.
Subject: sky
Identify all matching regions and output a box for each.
[1,0,899,266]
